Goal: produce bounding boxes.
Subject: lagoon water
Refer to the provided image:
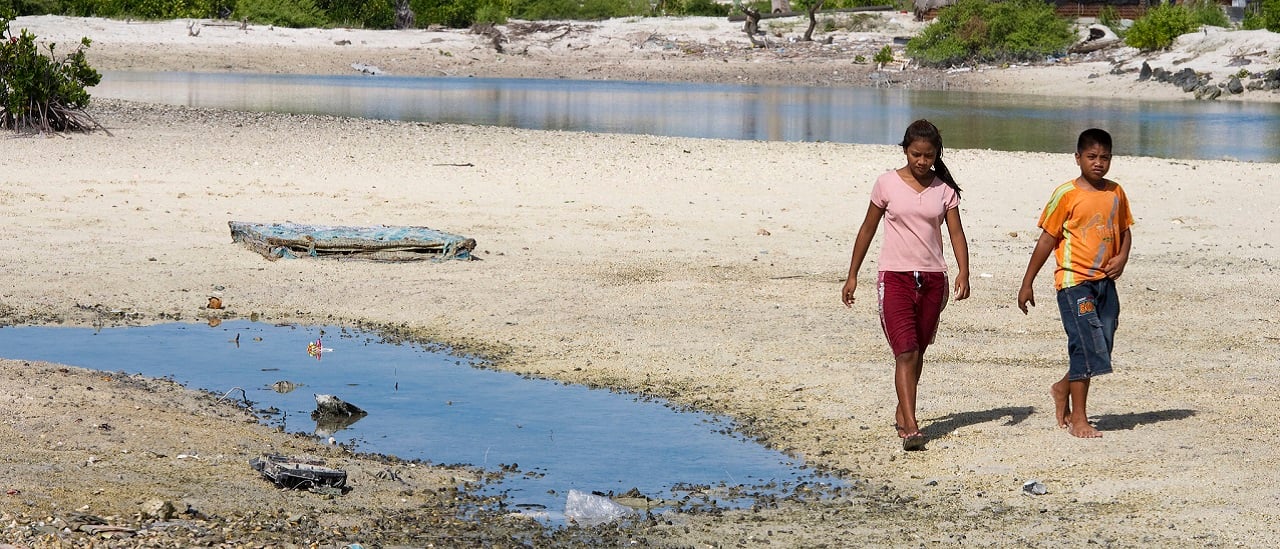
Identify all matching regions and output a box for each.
[95,71,1280,162]
[0,321,838,521]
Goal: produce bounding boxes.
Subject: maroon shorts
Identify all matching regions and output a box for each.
[877,271,949,356]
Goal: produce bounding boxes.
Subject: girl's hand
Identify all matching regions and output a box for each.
[953,275,970,301]
[841,278,858,307]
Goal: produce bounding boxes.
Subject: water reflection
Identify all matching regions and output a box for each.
[96,71,1280,162]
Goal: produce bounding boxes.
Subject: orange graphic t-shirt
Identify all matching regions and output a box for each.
[1037,179,1134,290]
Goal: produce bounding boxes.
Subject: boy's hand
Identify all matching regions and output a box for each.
[841,278,858,308]
[1103,255,1128,279]
[1017,286,1035,314]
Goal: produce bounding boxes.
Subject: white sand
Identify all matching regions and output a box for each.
[2,14,1280,546]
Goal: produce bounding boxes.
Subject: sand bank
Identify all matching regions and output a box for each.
[2,14,1280,547]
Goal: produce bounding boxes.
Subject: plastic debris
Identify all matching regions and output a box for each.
[564,489,635,526]
[250,455,347,491]
[307,338,334,360]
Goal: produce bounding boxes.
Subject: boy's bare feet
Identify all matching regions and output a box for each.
[1067,418,1102,438]
[1051,378,1071,429]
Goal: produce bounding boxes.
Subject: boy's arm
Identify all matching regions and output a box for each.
[1103,228,1132,280]
[944,207,970,301]
[1018,230,1058,314]
[842,202,885,307]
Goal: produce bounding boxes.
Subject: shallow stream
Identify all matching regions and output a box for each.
[0,320,839,523]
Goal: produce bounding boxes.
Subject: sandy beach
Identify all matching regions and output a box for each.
[2,13,1280,547]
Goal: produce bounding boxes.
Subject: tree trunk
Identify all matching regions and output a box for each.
[803,0,826,42]
[395,0,415,30]
[742,8,766,48]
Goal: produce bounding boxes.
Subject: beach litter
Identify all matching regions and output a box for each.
[250,454,348,491]
[229,221,476,261]
[306,337,334,360]
[564,489,636,526]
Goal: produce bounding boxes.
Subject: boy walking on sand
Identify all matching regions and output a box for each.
[1017,128,1133,438]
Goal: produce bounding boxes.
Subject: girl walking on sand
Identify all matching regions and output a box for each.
[841,119,971,451]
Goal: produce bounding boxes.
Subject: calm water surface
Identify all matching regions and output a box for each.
[0,321,838,522]
[95,71,1280,162]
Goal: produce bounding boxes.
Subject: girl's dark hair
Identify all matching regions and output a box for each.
[899,119,961,195]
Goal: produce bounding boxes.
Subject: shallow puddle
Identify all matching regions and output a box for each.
[0,321,839,522]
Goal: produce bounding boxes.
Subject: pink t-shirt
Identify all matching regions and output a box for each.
[870,170,960,272]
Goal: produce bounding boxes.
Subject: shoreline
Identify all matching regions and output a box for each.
[13,14,1280,103]
[2,15,1280,547]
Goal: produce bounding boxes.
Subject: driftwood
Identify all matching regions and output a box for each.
[727,5,892,22]
[229,221,476,261]
[471,23,506,53]
[1070,24,1121,54]
[742,8,766,48]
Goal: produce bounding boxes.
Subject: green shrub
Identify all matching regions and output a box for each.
[236,0,326,27]
[505,0,643,22]
[315,0,397,28]
[1241,0,1280,31]
[1185,0,1228,28]
[577,0,646,20]
[356,0,394,27]
[661,0,729,17]
[906,0,1074,67]
[0,15,103,133]
[472,0,505,23]
[3,0,63,16]
[88,0,214,18]
[1124,3,1194,51]
[417,0,482,27]
[873,44,892,64]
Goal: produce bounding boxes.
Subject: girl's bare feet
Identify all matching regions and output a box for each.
[1068,418,1102,438]
[1051,378,1071,429]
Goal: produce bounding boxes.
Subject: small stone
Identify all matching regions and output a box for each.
[141,498,176,520]
[1022,480,1047,496]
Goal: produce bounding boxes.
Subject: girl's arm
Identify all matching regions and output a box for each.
[945,206,970,301]
[841,202,885,307]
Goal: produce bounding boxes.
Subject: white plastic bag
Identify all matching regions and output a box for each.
[564,489,634,525]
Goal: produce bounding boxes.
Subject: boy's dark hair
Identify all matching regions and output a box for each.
[899,119,961,195]
[1077,128,1113,152]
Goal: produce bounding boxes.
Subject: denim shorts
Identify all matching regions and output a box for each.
[1056,278,1120,380]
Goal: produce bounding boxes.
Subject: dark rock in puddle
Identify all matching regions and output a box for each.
[312,393,366,417]
[312,393,368,436]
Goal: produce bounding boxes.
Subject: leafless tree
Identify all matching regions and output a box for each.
[802,0,826,42]
[394,0,415,30]
[742,8,766,48]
